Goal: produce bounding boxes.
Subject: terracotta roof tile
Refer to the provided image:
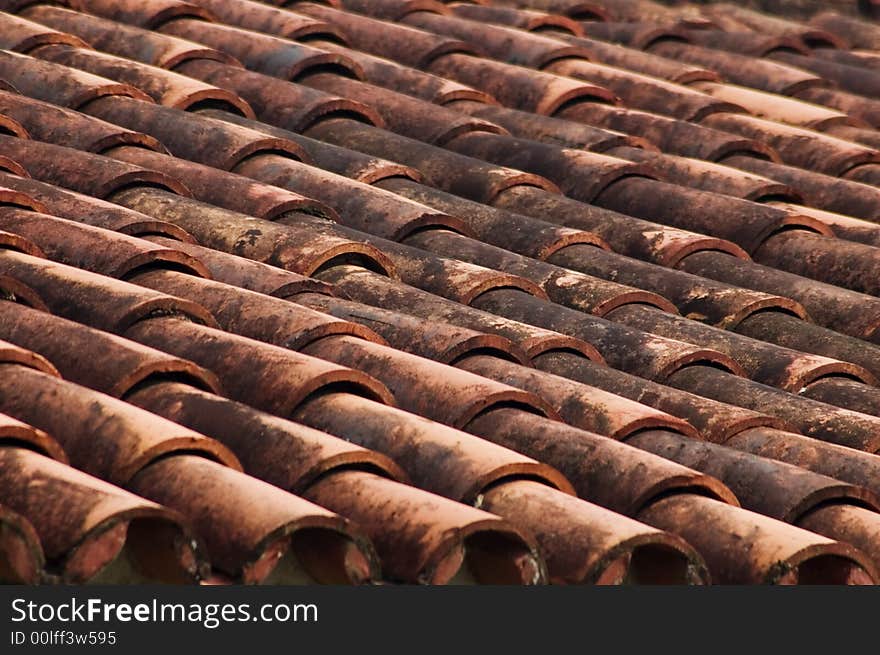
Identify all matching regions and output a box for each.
[682,28,811,57]
[552,58,742,122]
[105,147,336,220]
[627,429,880,523]
[20,5,240,68]
[235,155,473,239]
[0,499,43,583]
[556,32,720,83]
[825,124,880,150]
[443,130,648,201]
[294,2,478,68]
[579,20,694,49]
[726,426,880,493]
[0,207,208,279]
[403,11,591,68]
[667,365,880,453]
[773,50,880,99]
[0,361,239,484]
[637,493,875,584]
[83,95,308,168]
[0,10,90,53]
[69,0,215,29]
[107,186,398,276]
[298,337,565,429]
[493,185,751,267]
[802,377,880,417]
[304,117,557,204]
[308,40,499,104]
[604,146,800,201]
[0,337,59,375]
[841,160,880,185]
[185,0,347,42]
[530,350,788,442]
[0,155,27,176]
[700,4,842,43]
[402,228,676,315]
[373,176,610,260]
[145,236,335,298]
[649,41,824,96]
[556,101,780,161]
[548,245,805,329]
[32,44,255,114]
[732,311,880,384]
[0,134,190,197]
[724,154,880,220]
[466,407,734,515]
[300,73,505,145]
[701,112,880,174]
[0,171,196,240]
[608,303,876,390]
[204,110,425,183]
[457,353,699,438]
[0,90,164,153]
[293,391,570,502]
[0,49,153,109]
[691,81,854,129]
[796,207,880,253]
[129,269,383,348]
[126,381,406,494]
[797,504,880,578]
[0,446,206,583]
[0,410,64,464]
[477,480,709,584]
[469,288,745,380]
[127,455,379,583]
[447,98,646,150]
[592,173,831,254]
[0,224,43,252]
[485,0,611,22]
[315,265,604,361]
[0,299,219,397]
[158,18,364,81]
[328,230,550,303]
[123,316,395,413]
[678,250,880,343]
[173,58,382,129]
[793,85,880,128]
[0,248,214,331]
[301,470,544,584]
[811,11,880,46]
[752,229,880,297]
[426,52,616,114]
[296,291,530,364]
[449,3,586,35]
[339,0,449,21]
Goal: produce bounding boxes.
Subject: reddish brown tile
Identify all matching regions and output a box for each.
[0,49,152,109]
[126,381,406,494]
[0,446,206,583]
[0,10,89,53]
[32,44,254,114]
[21,5,240,69]
[0,299,219,398]
[302,470,545,584]
[0,361,239,484]
[128,455,379,584]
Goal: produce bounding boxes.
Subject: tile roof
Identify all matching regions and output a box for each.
[4,0,880,585]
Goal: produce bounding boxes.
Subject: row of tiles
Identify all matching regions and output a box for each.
[1,195,880,586]
[1,0,880,584]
